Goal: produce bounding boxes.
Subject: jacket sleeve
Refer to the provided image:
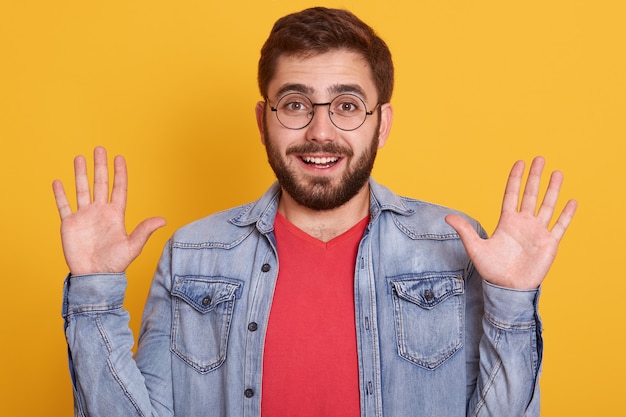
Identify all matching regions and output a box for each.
[465,266,542,417]
[62,241,174,417]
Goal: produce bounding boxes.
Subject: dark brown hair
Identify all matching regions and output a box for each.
[258,7,394,104]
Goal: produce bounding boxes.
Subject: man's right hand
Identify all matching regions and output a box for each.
[52,146,167,276]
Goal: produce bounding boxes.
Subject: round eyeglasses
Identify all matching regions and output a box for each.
[268,93,379,131]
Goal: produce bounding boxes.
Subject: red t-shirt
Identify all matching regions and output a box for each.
[261,212,368,417]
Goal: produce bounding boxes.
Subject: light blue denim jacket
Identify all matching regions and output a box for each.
[62,179,542,417]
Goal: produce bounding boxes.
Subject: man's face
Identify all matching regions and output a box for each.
[256,50,392,211]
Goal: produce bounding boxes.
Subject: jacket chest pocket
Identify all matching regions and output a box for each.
[389,272,464,370]
[171,275,243,373]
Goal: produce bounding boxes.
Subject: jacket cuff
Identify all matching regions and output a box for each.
[62,273,127,317]
[482,280,540,328]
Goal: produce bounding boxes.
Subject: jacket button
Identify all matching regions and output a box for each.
[244,388,254,398]
[201,296,212,306]
[424,290,434,302]
[261,263,271,272]
[248,322,258,332]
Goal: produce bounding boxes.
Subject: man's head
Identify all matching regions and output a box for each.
[258,7,394,106]
[255,8,394,211]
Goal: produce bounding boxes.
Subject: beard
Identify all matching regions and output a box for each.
[263,112,380,211]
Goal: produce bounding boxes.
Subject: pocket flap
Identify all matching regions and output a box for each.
[390,274,463,310]
[172,275,243,314]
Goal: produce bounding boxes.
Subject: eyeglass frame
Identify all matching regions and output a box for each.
[265,92,381,131]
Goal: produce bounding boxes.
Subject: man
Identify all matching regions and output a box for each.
[53,7,577,417]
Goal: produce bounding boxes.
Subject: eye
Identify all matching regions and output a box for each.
[339,102,357,112]
[279,94,311,114]
[283,101,304,111]
[332,95,364,115]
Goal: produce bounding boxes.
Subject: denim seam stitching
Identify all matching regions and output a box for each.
[484,312,536,331]
[95,315,147,417]
[66,304,122,316]
[471,330,503,417]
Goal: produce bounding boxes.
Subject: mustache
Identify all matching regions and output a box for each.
[285,142,354,157]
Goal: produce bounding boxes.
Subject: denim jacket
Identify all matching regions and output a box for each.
[62,179,542,417]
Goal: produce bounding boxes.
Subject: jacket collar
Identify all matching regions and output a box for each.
[229,178,414,233]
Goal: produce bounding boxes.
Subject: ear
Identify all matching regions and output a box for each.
[376,103,393,149]
[255,101,266,145]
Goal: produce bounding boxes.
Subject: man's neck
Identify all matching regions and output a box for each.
[277,185,370,242]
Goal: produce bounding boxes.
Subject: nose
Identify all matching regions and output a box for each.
[305,103,337,142]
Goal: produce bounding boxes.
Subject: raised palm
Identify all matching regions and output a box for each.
[52,147,166,276]
[445,157,577,290]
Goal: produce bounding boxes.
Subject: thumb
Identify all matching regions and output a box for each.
[128,216,167,255]
[445,214,481,256]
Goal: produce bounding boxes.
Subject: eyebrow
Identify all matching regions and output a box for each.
[275,83,312,98]
[330,84,367,99]
[273,83,369,101]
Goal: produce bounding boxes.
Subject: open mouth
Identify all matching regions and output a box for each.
[300,156,340,168]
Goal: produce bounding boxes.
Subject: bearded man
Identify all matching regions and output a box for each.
[53,7,577,417]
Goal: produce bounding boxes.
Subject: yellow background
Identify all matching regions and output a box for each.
[1,0,624,415]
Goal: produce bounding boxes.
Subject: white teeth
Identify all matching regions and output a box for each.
[302,156,339,165]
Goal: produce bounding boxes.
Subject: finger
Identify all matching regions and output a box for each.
[128,217,167,255]
[550,199,578,241]
[501,160,525,214]
[93,146,110,204]
[74,155,91,209]
[519,156,545,214]
[110,155,128,208]
[445,214,482,259]
[52,180,73,220]
[536,170,564,225]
